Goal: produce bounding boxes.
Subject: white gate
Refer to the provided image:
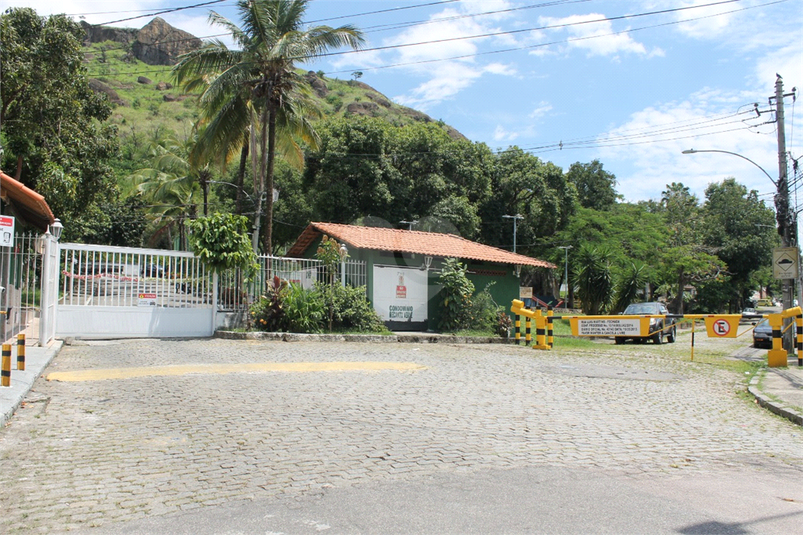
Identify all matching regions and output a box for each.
[56,244,215,339]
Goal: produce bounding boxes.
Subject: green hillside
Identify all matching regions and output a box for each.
[83,40,464,144]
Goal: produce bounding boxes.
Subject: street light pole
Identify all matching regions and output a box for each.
[558,245,572,305]
[682,147,795,313]
[502,214,523,253]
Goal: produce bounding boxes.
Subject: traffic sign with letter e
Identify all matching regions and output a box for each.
[704,316,739,338]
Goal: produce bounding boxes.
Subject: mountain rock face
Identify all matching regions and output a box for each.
[81,17,202,66]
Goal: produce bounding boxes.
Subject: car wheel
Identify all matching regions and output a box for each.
[652,330,663,344]
[615,337,625,345]
[667,326,676,343]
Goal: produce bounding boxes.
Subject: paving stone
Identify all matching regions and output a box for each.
[1,337,802,532]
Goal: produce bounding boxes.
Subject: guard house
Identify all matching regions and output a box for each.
[287,222,556,331]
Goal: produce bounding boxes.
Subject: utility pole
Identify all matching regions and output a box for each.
[502,214,523,253]
[771,75,796,313]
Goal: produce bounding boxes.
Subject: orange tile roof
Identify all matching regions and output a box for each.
[0,171,55,231]
[287,222,556,269]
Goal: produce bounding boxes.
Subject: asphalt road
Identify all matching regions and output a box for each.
[1,335,802,534]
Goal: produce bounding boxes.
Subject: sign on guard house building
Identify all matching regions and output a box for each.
[287,222,556,331]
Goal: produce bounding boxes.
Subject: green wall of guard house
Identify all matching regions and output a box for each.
[297,235,523,331]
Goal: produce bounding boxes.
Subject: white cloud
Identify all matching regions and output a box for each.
[493,125,518,142]
[529,102,553,119]
[536,13,654,57]
[598,91,781,202]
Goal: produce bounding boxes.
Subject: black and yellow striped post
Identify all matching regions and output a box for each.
[797,312,803,367]
[525,315,532,347]
[535,308,546,348]
[1,344,10,387]
[515,314,521,345]
[767,313,786,367]
[547,306,554,349]
[17,334,25,372]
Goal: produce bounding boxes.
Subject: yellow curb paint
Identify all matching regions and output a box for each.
[47,361,426,382]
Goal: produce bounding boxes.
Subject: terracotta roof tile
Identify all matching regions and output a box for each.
[287,222,556,269]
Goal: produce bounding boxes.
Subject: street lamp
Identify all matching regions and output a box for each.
[558,245,572,301]
[682,147,796,315]
[502,214,524,253]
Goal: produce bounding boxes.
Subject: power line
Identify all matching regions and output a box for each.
[316,0,749,59]
[98,0,229,26]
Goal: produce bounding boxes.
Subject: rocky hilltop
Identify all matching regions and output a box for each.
[81,17,202,66]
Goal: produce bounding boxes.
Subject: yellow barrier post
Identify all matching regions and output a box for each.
[525,315,532,347]
[767,313,787,367]
[547,306,554,349]
[1,344,10,387]
[690,320,695,361]
[515,314,521,345]
[797,311,803,367]
[17,334,25,371]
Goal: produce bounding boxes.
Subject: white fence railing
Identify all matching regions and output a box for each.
[59,244,213,309]
[217,255,368,312]
[0,232,43,344]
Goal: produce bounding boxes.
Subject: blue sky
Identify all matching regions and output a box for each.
[15,0,803,209]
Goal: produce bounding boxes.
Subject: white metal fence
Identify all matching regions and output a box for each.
[0,233,43,345]
[59,244,213,308]
[217,255,368,312]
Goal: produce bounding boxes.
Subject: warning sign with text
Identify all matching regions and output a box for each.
[570,318,643,337]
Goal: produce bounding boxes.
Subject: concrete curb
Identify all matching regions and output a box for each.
[215,331,514,345]
[1,340,63,428]
[748,371,803,426]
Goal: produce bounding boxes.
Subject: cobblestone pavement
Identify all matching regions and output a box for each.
[1,336,803,533]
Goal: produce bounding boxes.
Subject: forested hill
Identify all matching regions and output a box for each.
[82,19,465,146]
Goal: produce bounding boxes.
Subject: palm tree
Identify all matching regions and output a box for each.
[127,135,204,249]
[174,0,364,253]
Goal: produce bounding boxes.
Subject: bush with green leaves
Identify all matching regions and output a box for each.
[467,283,499,332]
[328,284,386,332]
[250,276,288,331]
[283,284,326,333]
[438,258,475,332]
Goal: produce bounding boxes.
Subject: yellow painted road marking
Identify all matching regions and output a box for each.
[46,361,426,382]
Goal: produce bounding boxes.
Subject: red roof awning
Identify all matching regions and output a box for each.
[287,222,556,269]
[0,171,55,231]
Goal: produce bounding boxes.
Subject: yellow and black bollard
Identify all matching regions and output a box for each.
[767,313,787,367]
[515,314,521,345]
[535,308,546,348]
[525,315,532,347]
[2,344,10,387]
[17,334,25,371]
[797,312,803,367]
[547,306,554,349]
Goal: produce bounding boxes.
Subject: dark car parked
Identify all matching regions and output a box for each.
[753,318,773,348]
[616,302,677,345]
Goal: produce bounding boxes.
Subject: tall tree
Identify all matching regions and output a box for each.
[0,8,118,236]
[566,159,619,211]
[655,183,724,313]
[173,0,363,253]
[702,178,776,310]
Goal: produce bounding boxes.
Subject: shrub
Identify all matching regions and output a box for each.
[284,284,325,333]
[438,258,474,332]
[467,283,498,332]
[250,276,288,331]
[330,284,385,332]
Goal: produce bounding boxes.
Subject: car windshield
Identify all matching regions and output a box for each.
[756,318,771,330]
[624,303,661,315]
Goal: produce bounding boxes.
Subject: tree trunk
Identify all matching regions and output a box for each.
[262,104,278,255]
[235,142,248,215]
